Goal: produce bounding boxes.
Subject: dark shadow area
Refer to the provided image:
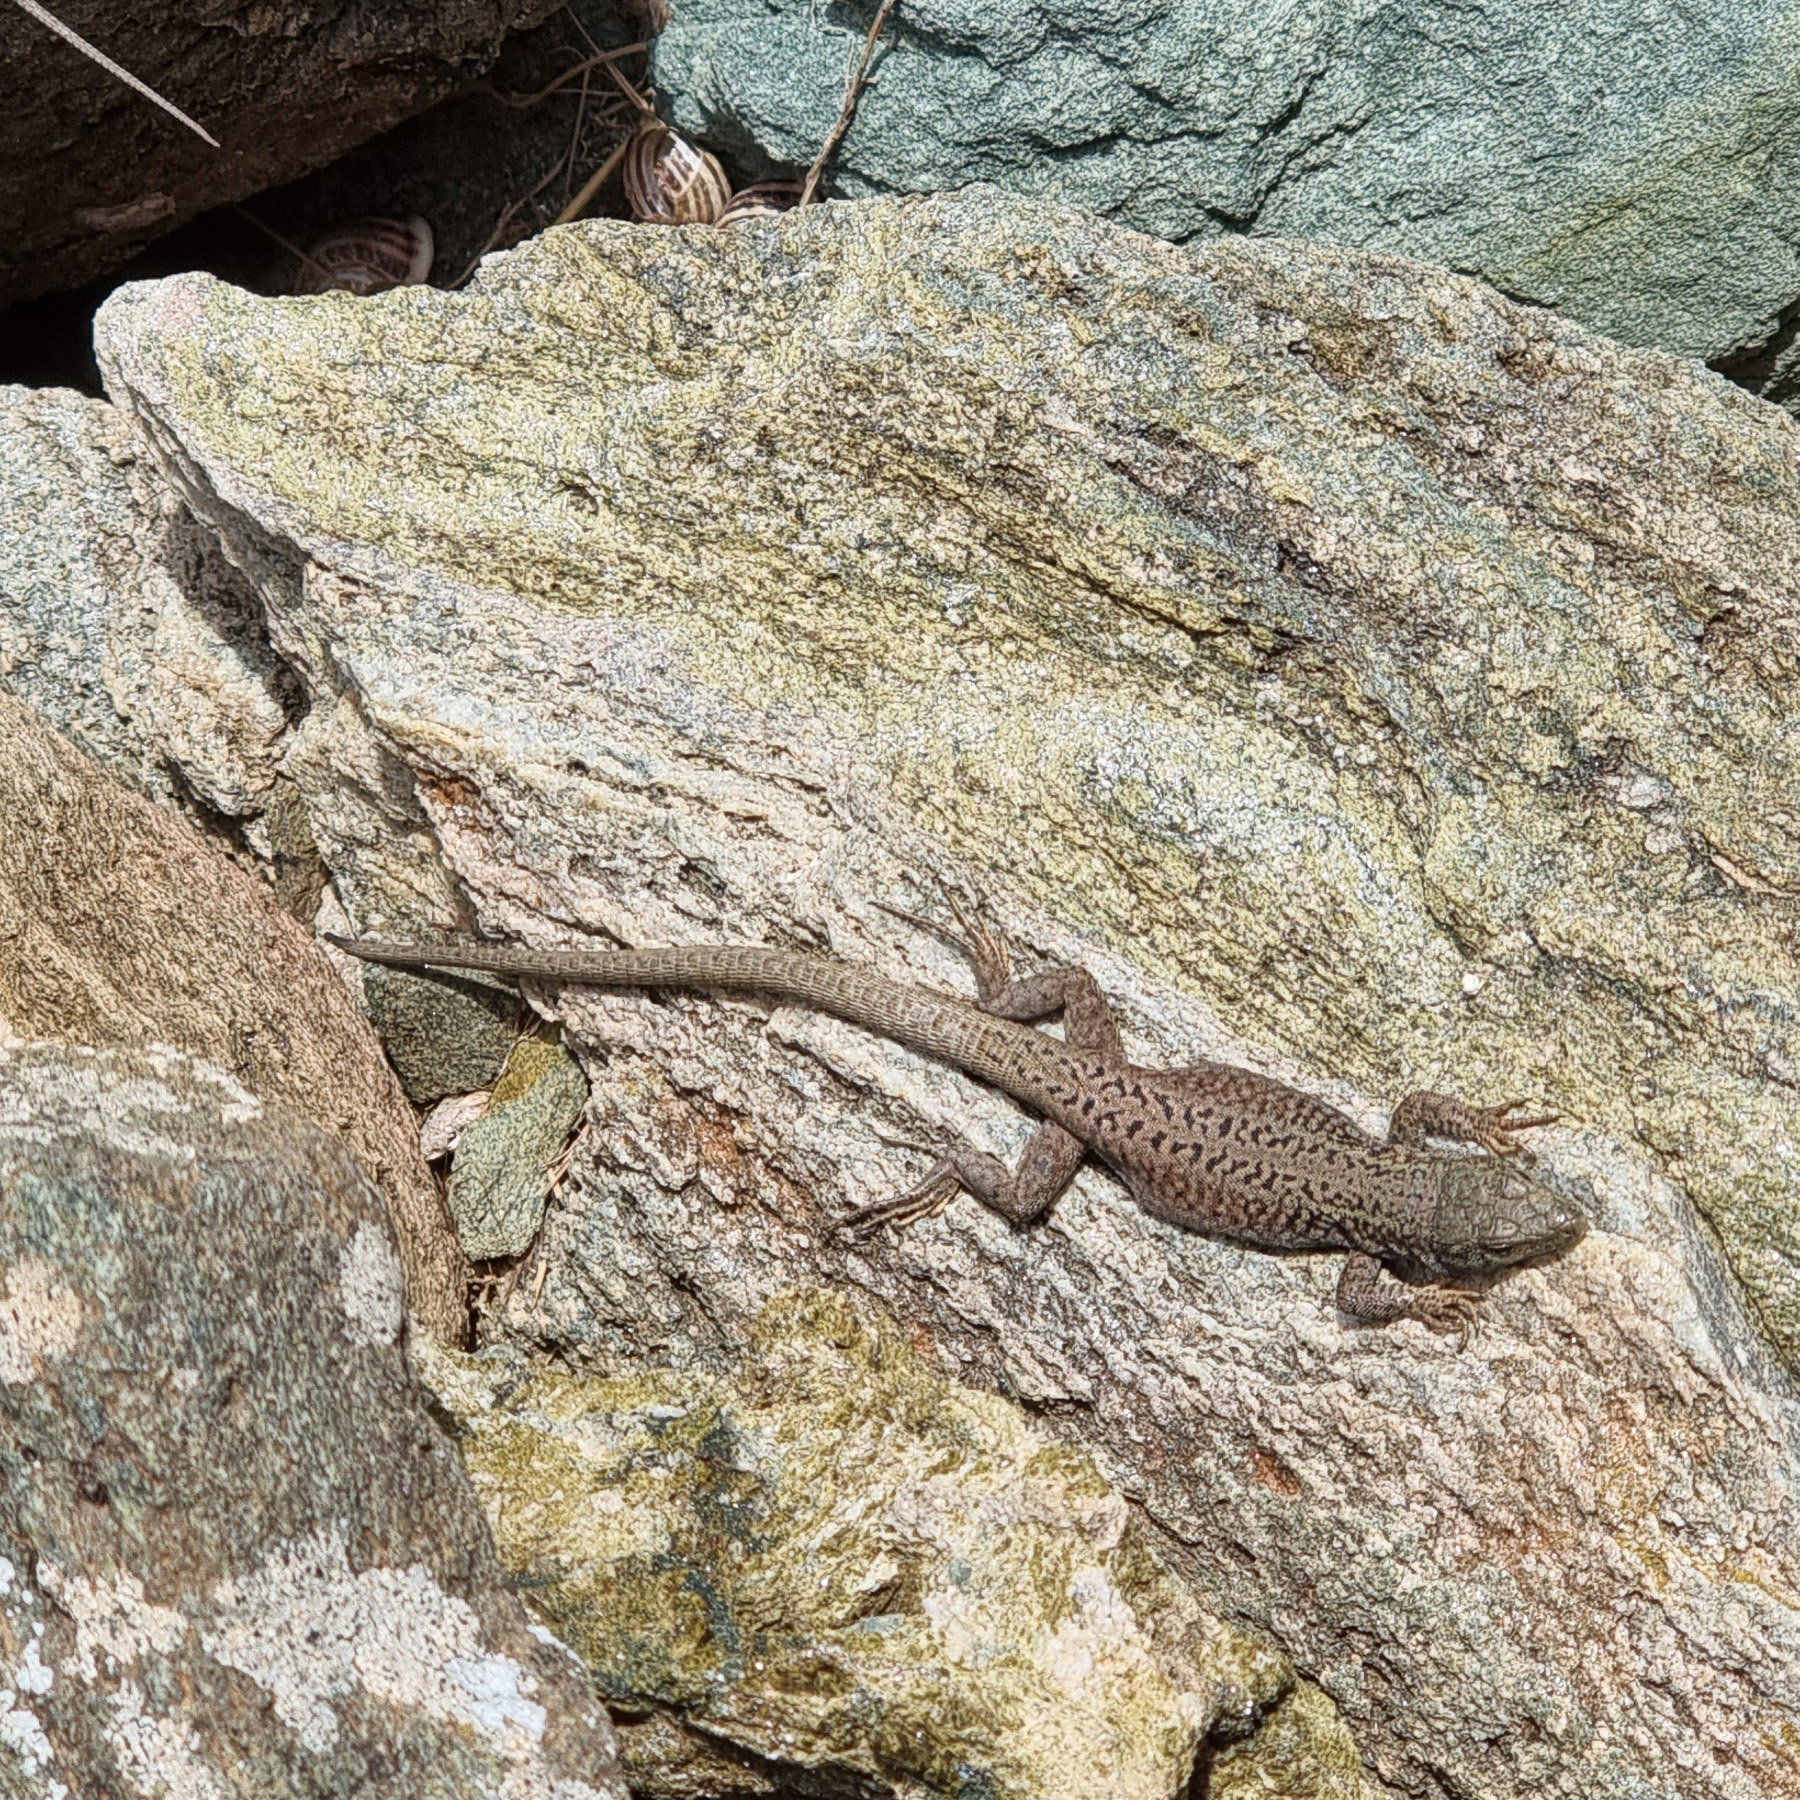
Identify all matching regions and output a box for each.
[0,0,643,396]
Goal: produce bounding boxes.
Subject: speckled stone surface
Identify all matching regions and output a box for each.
[448,1036,588,1259]
[0,1040,625,1799]
[651,0,1800,392]
[422,1288,1323,1800]
[363,961,525,1109]
[87,189,1800,1798]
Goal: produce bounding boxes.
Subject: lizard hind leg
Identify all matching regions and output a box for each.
[838,1122,1086,1236]
[1336,1252,1479,1342]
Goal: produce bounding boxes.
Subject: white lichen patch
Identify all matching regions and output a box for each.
[337,1220,405,1348]
[107,1681,227,1800]
[38,1561,188,1683]
[202,1526,546,1760]
[0,1260,82,1386]
[0,1696,53,1777]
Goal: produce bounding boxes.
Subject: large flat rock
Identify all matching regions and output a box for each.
[87,190,1800,1798]
[0,1040,625,1798]
[651,0,1800,393]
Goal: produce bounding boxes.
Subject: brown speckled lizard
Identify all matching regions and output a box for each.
[330,908,1583,1333]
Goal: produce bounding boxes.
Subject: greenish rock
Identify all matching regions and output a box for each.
[0,1040,625,1799]
[448,1036,588,1260]
[651,0,1800,391]
[364,960,526,1108]
[88,189,1800,1799]
[421,1288,1297,1800]
[1209,1680,1386,1800]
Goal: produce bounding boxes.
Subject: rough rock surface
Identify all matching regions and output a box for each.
[423,1287,1353,1800]
[651,0,1800,389]
[448,1036,587,1260]
[364,960,525,1108]
[0,384,295,834]
[0,0,558,309]
[88,189,1800,1799]
[0,1039,626,1798]
[0,694,467,1342]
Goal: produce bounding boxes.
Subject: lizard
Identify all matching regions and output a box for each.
[328,905,1584,1333]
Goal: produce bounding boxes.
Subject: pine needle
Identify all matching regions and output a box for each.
[12,0,219,147]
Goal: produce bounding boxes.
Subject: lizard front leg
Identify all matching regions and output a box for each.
[1336,1252,1478,1339]
[843,897,1120,1235]
[1386,1092,1555,1157]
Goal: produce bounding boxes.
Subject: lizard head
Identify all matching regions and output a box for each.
[1429,1158,1587,1275]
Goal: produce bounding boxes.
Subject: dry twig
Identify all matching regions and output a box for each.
[799,0,897,206]
[11,0,218,145]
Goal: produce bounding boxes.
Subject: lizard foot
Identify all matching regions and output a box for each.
[836,1157,962,1237]
[1467,1100,1559,1157]
[1409,1287,1481,1345]
[877,881,1012,1000]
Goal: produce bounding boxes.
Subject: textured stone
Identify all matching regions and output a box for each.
[448,1036,588,1260]
[0,384,294,829]
[423,1287,1300,1800]
[363,960,526,1108]
[88,190,1800,1798]
[0,1039,626,1798]
[0,0,558,308]
[0,694,467,1343]
[650,0,1800,389]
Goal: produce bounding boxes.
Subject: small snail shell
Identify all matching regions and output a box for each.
[294,216,434,295]
[623,123,731,226]
[717,180,802,225]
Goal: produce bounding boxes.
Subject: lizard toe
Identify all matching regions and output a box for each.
[837,1158,962,1237]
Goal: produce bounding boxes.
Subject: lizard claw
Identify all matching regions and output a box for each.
[877,880,1012,1001]
[1411,1287,1481,1346]
[835,1157,963,1237]
[1473,1100,1559,1157]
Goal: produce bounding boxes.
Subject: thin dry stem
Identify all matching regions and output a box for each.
[553,133,633,225]
[799,0,897,206]
[12,0,219,145]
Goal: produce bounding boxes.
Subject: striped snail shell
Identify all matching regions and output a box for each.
[294,216,434,296]
[717,180,802,225]
[622,123,731,226]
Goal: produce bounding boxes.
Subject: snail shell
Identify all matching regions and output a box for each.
[717,180,802,225]
[294,216,434,295]
[623,123,731,226]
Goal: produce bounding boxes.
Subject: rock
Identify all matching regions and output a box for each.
[0,694,467,1344]
[0,384,294,832]
[363,960,525,1108]
[0,1039,627,1798]
[90,189,1800,1798]
[423,1286,1298,1800]
[0,0,559,309]
[649,0,1800,390]
[448,1036,588,1260]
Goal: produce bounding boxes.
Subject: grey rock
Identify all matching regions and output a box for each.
[0,0,559,308]
[364,961,525,1109]
[651,0,1800,385]
[0,1039,627,1799]
[449,1037,588,1261]
[0,384,294,827]
[0,694,468,1344]
[89,190,1800,1798]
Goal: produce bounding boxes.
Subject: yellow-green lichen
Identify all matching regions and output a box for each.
[423,1288,1292,1800]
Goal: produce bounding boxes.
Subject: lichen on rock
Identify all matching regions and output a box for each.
[426,1287,1294,1800]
